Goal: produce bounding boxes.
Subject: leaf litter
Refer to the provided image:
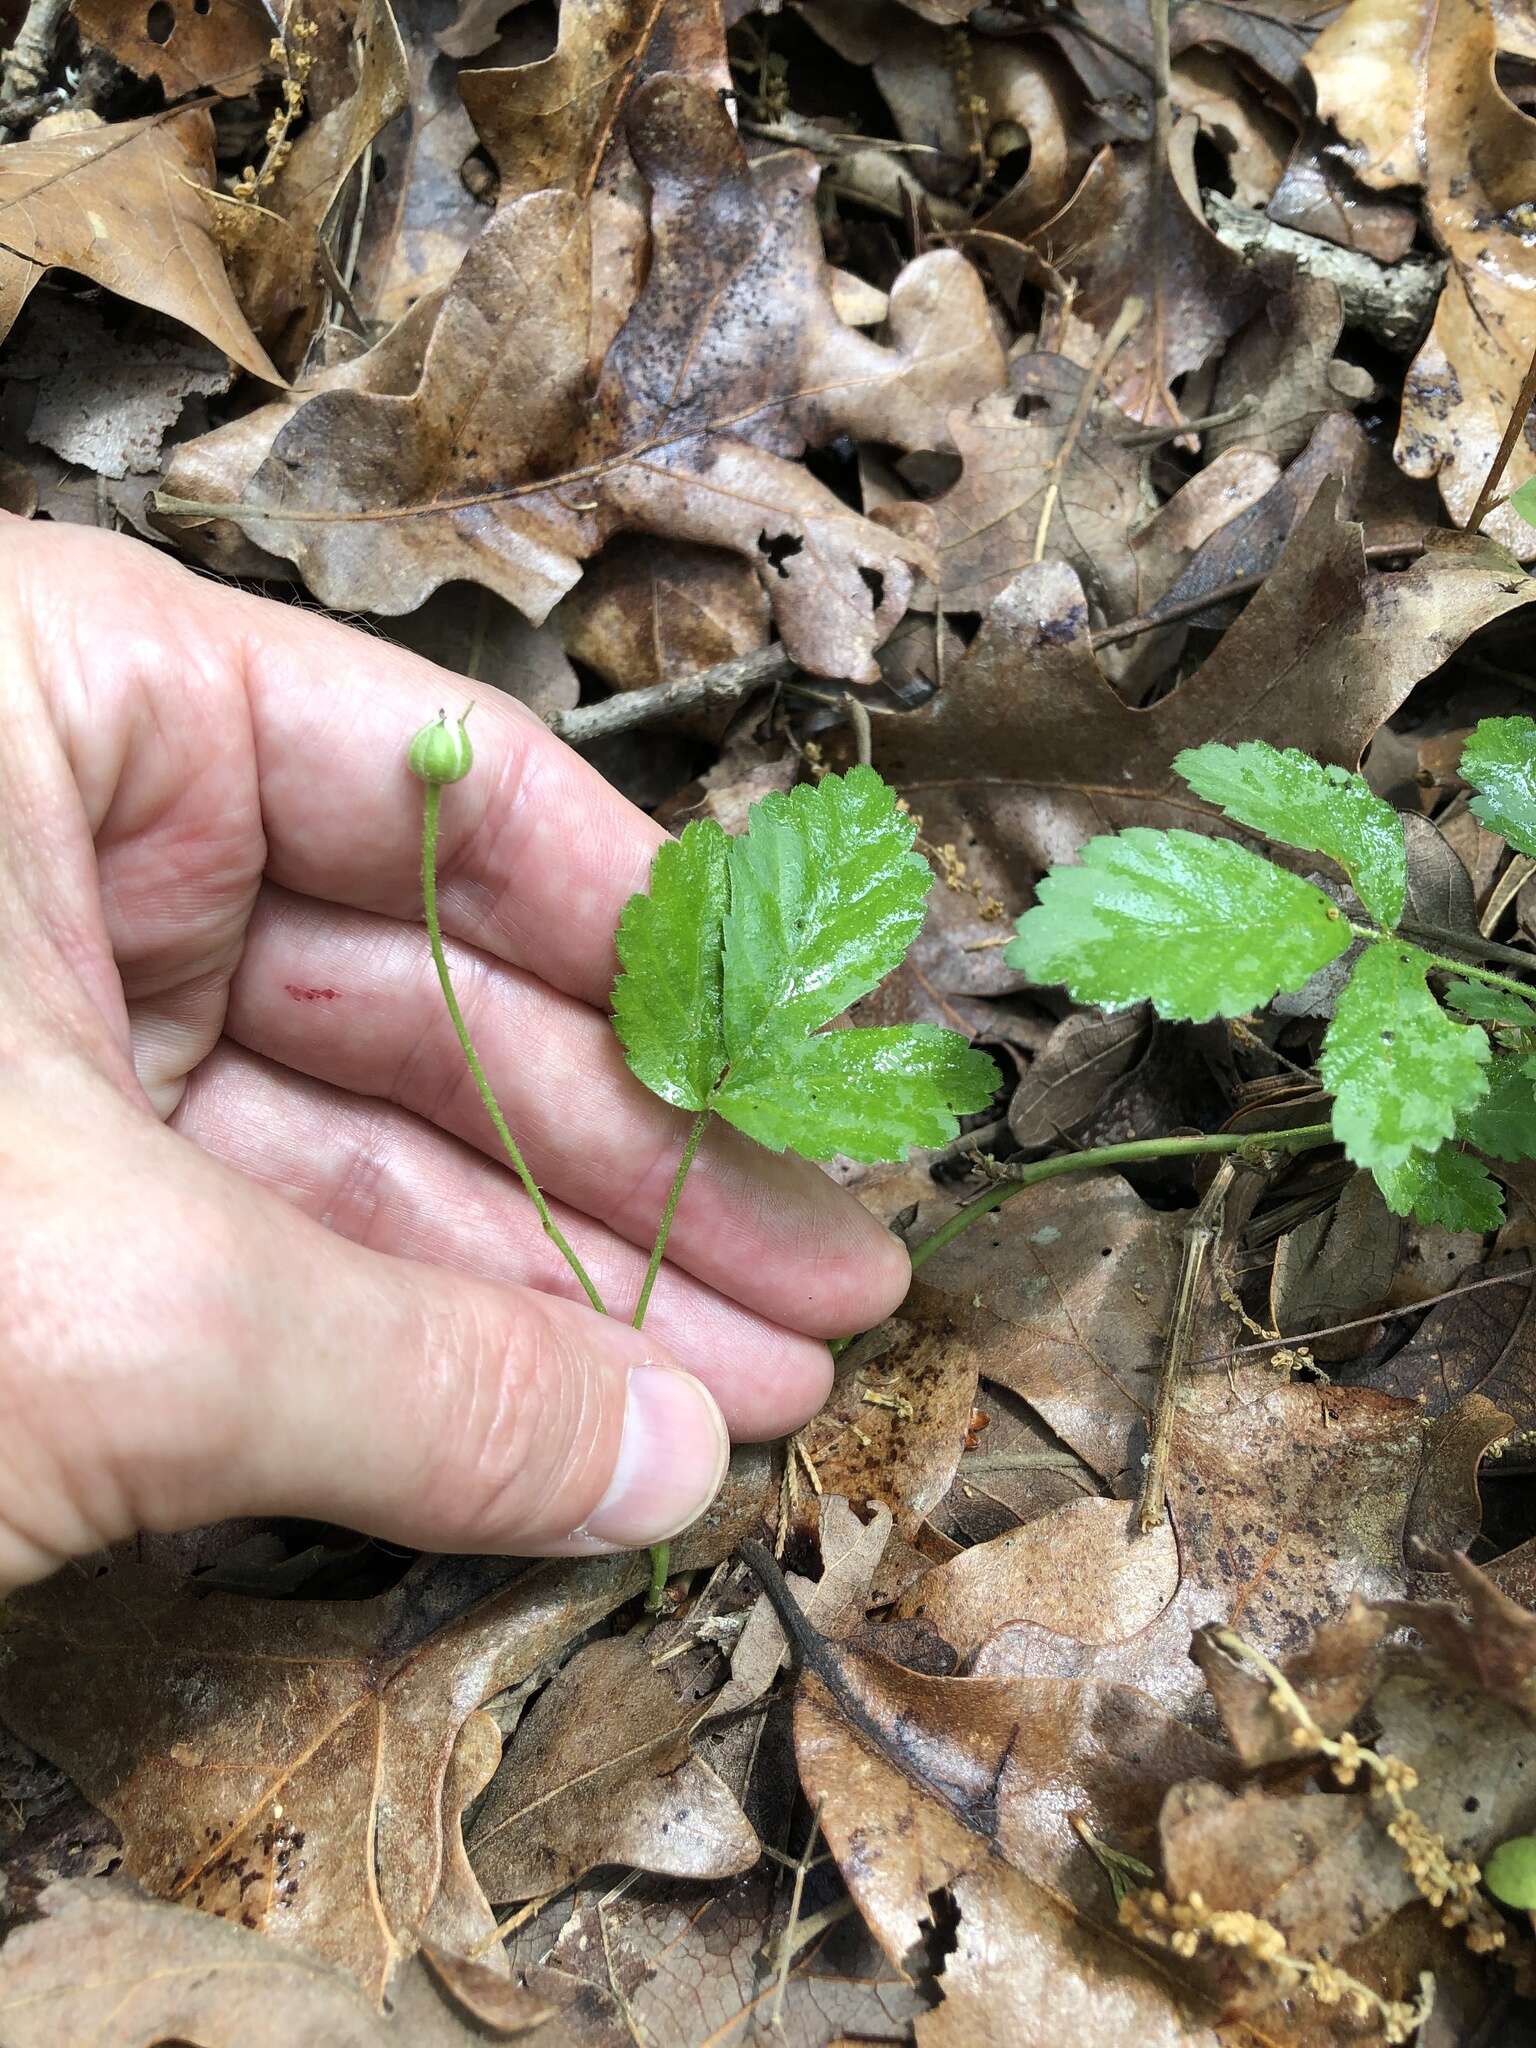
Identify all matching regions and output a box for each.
[9,0,1536,2042]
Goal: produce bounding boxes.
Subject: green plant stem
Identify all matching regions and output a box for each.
[908,1123,1337,1275]
[630,1108,712,1614]
[633,1110,710,1329]
[420,781,607,1315]
[1353,924,1536,1005]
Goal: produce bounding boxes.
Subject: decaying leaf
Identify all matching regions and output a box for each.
[552,536,769,693]
[876,489,1536,888]
[0,110,279,382]
[165,79,1003,678]
[0,1879,552,2046]
[0,1476,769,2004]
[795,1641,1229,2045]
[1310,0,1536,549]
[467,1632,759,1902]
[72,0,276,97]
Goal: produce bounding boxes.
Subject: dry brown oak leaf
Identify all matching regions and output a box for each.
[931,351,1153,620]
[794,1637,1233,2047]
[1310,0,1536,551]
[0,108,279,384]
[1029,118,1264,427]
[895,1178,1427,1723]
[874,485,1536,892]
[0,1880,553,2048]
[0,1475,769,2008]
[72,0,276,97]
[165,75,1002,681]
[467,1631,758,1901]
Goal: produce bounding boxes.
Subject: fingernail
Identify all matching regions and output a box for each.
[578,1365,729,1547]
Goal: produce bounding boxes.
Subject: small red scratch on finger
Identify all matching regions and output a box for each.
[284,985,342,1003]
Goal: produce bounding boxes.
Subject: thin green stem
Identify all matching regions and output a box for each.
[633,1110,710,1330]
[420,781,607,1315]
[908,1122,1337,1274]
[1352,924,1536,1006]
[645,1540,671,1614]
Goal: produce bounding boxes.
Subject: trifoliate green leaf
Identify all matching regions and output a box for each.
[1006,829,1352,1021]
[1456,1052,1536,1160]
[613,767,1001,1163]
[723,765,933,1051]
[612,818,730,1111]
[1460,716,1536,857]
[1485,1834,1536,1910]
[1373,1147,1504,1231]
[1174,740,1406,929]
[715,1025,999,1162]
[1442,978,1536,1026]
[1319,940,1490,1169]
[1509,477,1536,529]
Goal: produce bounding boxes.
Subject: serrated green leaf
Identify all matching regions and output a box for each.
[1460,716,1536,857]
[1005,828,1352,1021]
[1319,939,1490,1169]
[1174,739,1406,928]
[715,1025,999,1162]
[611,818,730,1111]
[1509,477,1536,529]
[1456,1051,1536,1160]
[723,765,933,1054]
[1443,978,1536,1026]
[615,767,999,1165]
[1373,1147,1504,1231]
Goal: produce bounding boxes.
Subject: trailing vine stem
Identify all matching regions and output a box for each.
[1350,924,1536,1006]
[907,1122,1338,1275]
[420,777,607,1315]
[634,1110,711,1330]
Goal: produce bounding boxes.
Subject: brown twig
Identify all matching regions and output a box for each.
[1,0,69,102]
[1467,334,1536,532]
[1194,1266,1535,1368]
[1089,537,1427,649]
[547,644,796,745]
[0,82,60,127]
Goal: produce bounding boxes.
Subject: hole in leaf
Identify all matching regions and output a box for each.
[146,0,175,40]
[757,529,803,578]
[859,564,885,610]
[1014,392,1049,420]
[1381,1029,1395,1043]
[193,0,210,11]
[906,1885,961,2004]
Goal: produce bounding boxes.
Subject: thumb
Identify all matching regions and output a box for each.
[1,1116,731,1583]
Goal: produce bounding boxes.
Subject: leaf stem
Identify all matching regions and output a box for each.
[420,781,607,1315]
[907,1123,1337,1274]
[1354,924,1536,1005]
[632,1109,711,1330]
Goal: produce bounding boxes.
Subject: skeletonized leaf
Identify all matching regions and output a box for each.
[716,1023,998,1163]
[612,819,729,1111]
[1373,1147,1504,1232]
[1457,1052,1536,1161]
[722,766,934,1051]
[1319,939,1489,1170]
[1007,828,1352,1021]
[1461,716,1536,858]
[1443,979,1536,1026]
[1174,739,1406,929]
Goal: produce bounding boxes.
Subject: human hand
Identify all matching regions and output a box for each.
[0,521,908,1589]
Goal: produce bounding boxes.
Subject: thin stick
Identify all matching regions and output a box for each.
[1142,0,1180,428]
[548,645,795,746]
[1033,297,1144,564]
[1202,1266,1535,1367]
[909,1122,1336,1275]
[1136,1159,1236,1534]
[1,0,69,101]
[1467,333,1536,531]
[1400,920,1535,972]
[1089,539,1426,650]
[420,781,607,1314]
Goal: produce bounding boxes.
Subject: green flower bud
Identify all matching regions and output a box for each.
[1486,1834,1536,1910]
[409,711,473,785]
